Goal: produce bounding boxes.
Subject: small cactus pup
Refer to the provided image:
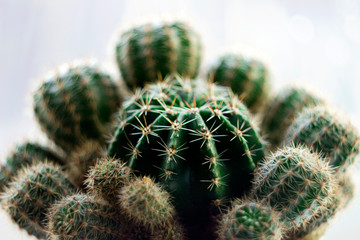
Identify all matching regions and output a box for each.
[251,145,336,234]
[217,199,283,240]
[118,176,176,232]
[208,54,269,111]
[285,106,360,171]
[33,60,123,151]
[108,76,265,239]
[85,156,132,202]
[46,193,125,240]
[1,161,75,239]
[115,21,202,89]
[261,87,322,148]
[67,140,105,186]
[0,142,64,192]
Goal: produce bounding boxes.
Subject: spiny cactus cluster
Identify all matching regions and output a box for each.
[1,18,360,240]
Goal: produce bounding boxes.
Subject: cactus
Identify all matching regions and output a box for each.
[0,142,64,191]
[1,161,75,239]
[118,176,175,232]
[115,21,202,89]
[261,87,322,147]
[217,199,284,240]
[85,156,132,202]
[208,54,269,111]
[251,146,336,233]
[285,107,360,171]
[46,193,125,240]
[33,61,122,151]
[108,76,265,238]
[67,140,105,186]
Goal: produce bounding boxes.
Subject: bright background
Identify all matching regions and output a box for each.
[1,0,360,239]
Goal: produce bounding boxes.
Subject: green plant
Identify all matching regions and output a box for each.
[208,54,269,111]
[115,21,202,89]
[46,193,124,240]
[0,142,64,191]
[108,76,265,238]
[251,146,336,234]
[33,61,122,151]
[67,140,105,186]
[285,106,360,171]
[261,87,322,147]
[85,156,132,202]
[1,161,75,239]
[217,199,283,240]
[118,176,175,232]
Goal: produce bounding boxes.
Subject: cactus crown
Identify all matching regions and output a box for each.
[252,145,336,232]
[85,156,132,201]
[47,193,124,240]
[1,161,74,239]
[116,21,202,89]
[217,199,283,240]
[108,76,264,223]
[33,61,122,151]
[285,106,360,170]
[209,54,269,111]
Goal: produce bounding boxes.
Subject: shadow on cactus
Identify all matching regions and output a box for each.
[108,76,265,238]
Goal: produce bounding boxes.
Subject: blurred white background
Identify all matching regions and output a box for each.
[1,0,360,239]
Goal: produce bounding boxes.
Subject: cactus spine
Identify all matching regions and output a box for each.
[1,162,75,239]
[251,146,336,234]
[261,87,321,147]
[285,107,360,171]
[209,54,269,111]
[217,200,283,240]
[0,142,64,191]
[115,21,202,88]
[33,61,122,151]
[47,193,124,240]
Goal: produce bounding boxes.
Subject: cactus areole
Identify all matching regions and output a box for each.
[108,77,265,233]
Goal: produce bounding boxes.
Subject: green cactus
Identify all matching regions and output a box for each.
[46,193,124,240]
[208,54,269,111]
[108,76,264,239]
[115,21,202,89]
[285,107,360,171]
[151,218,185,240]
[33,61,122,151]
[67,140,105,186]
[251,146,336,233]
[85,156,132,202]
[261,87,322,147]
[118,176,175,232]
[1,161,75,239]
[217,200,284,240]
[0,142,64,191]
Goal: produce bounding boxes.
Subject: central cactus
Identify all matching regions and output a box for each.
[108,76,265,238]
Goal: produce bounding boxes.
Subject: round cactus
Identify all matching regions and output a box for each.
[0,142,64,191]
[251,146,336,233]
[208,54,269,111]
[261,87,322,147]
[85,156,132,201]
[108,77,265,238]
[67,140,105,186]
[217,200,283,240]
[285,107,360,171]
[118,176,175,232]
[33,61,122,151]
[1,161,75,239]
[115,21,202,89]
[47,193,125,240]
